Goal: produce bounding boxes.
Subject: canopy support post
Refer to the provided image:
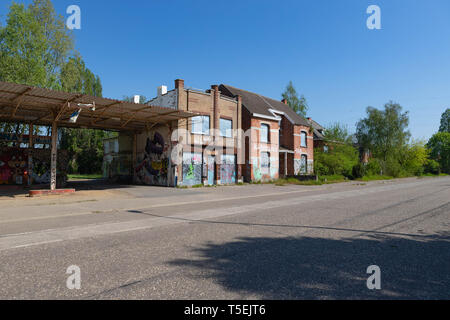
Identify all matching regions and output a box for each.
[50,121,57,191]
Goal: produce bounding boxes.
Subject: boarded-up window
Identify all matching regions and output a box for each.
[261,152,270,174]
[261,124,270,143]
[301,131,307,147]
[301,154,307,174]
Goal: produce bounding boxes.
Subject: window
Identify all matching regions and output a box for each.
[261,152,270,174]
[301,155,307,174]
[220,118,233,138]
[323,145,329,153]
[301,131,307,147]
[261,124,270,143]
[191,116,210,135]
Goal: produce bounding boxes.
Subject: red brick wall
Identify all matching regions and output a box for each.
[293,125,314,174]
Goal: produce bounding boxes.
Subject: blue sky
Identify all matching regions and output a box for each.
[1,0,449,140]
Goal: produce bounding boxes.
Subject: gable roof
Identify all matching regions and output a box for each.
[307,118,325,141]
[219,84,311,127]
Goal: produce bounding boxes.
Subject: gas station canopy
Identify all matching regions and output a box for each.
[0,81,194,131]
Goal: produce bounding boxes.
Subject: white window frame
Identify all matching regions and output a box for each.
[220,118,233,138]
[191,115,210,135]
[261,124,270,143]
[301,131,307,148]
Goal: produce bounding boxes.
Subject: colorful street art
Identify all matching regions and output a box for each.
[252,158,262,181]
[135,131,170,186]
[207,155,215,186]
[182,152,202,186]
[0,149,27,185]
[220,154,236,185]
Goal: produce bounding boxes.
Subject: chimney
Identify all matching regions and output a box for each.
[157,85,168,97]
[211,85,219,131]
[134,95,140,104]
[281,99,288,105]
[175,79,184,90]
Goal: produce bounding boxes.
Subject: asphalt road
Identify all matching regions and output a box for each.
[0,177,449,299]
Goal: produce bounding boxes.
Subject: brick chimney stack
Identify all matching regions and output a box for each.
[282,99,288,105]
[175,79,184,90]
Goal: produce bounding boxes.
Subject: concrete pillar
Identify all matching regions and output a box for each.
[285,153,288,177]
[175,79,186,186]
[28,123,33,186]
[211,85,221,184]
[132,132,137,184]
[236,95,243,182]
[50,121,57,191]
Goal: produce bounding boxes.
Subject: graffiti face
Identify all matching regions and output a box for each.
[136,131,170,186]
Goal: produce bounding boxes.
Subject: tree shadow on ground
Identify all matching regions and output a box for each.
[169,231,450,299]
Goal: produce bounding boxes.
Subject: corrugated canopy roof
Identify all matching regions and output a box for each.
[0,81,195,131]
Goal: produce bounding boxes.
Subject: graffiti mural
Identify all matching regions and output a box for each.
[220,154,236,185]
[0,147,68,186]
[182,152,202,186]
[207,155,215,186]
[135,131,170,186]
[0,149,27,185]
[252,158,262,181]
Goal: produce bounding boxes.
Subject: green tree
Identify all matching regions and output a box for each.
[314,143,359,178]
[0,0,73,89]
[0,0,106,174]
[427,132,450,174]
[60,55,102,97]
[439,108,450,133]
[282,81,308,117]
[59,56,106,174]
[324,122,352,143]
[356,102,410,163]
[398,141,429,176]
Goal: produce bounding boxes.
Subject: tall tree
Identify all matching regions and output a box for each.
[439,108,450,133]
[356,102,410,162]
[427,132,450,174]
[282,81,308,117]
[324,122,352,143]
[0,0,73,89]
[60,55,103,97]
[0,0,106,174]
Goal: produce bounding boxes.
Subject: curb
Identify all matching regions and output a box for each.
[29,189,76,197]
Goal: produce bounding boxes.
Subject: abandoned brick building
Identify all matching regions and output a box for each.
[107,79,315,187]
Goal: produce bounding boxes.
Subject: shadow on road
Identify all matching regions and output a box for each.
[169,232,450,299]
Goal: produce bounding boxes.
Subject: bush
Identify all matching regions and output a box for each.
[314,143,359,178]
[385,157,402,177]
[366,159,382,175]
[427,132,450,174]
[352,163,365,179]
[424,159,440,175]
